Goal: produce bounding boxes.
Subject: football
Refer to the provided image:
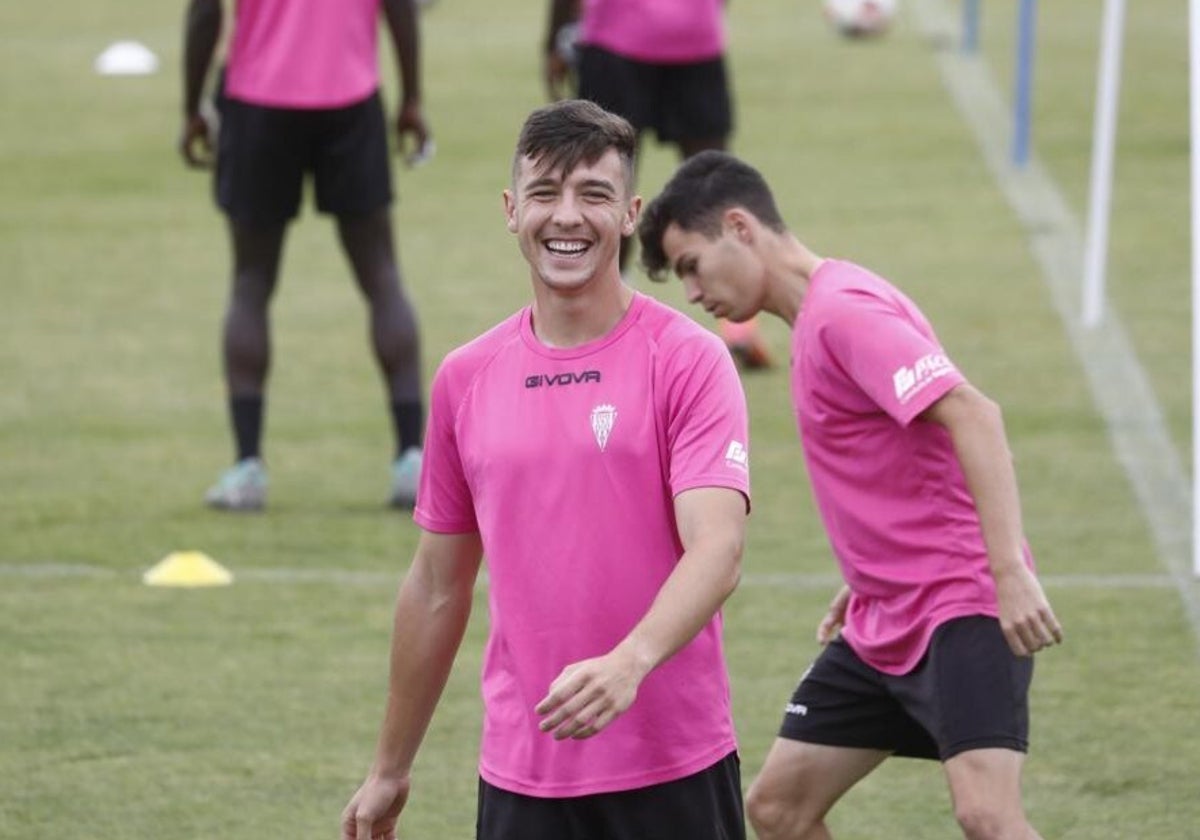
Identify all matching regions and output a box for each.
[822,0,898,39]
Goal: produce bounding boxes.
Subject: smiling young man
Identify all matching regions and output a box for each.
[341,101,751,840]
[639,150,1063,840]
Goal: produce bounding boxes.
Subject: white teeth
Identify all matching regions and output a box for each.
[546,240,588,255]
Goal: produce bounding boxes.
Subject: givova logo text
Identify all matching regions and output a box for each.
[525,370,601,388]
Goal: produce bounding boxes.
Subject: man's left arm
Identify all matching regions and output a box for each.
[535,486,746,739]
[542,0,579,101]
[920,383,1064,656]
[381,0,431,163]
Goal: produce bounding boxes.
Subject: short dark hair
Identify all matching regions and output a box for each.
[513,99,636,189]
[638,150,786,282]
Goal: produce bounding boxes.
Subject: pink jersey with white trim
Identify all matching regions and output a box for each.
[793,260,1034,675]
[580,0,725,63]
[224,0,381,108]
[415,293,750,797]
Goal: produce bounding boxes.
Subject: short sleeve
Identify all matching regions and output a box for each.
[818,289,964,426]
[663,330,752,506]
[412,362,479,534]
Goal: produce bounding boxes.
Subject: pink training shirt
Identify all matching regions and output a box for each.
[793,260,1035,675]
[580,0,725,63]
[224,0,382,109]
[415,293,750,797]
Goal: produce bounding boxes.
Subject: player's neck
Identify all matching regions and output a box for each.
[765,234,819,326]
[530,274,634,348]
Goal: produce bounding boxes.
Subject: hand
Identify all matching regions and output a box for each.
[995,565,1063,656]
[816,585,851,645]
[340,773,411,840]
[543,51,570,101]
[394,100,432,168]
[534,650,646,740]
[178,112,213,169]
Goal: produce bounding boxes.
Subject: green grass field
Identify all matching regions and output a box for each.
[2,0,1198,836]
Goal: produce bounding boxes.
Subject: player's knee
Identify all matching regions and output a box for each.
[954,799,1024,840]
[230,271,276,309]
[747,781,816,839]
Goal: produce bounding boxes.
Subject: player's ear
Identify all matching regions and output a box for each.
[724,207,754,244]
[621,195,642,237]
[502,189,518,233]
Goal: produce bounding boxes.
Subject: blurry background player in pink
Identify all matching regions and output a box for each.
[639,150,1063,840]
[179,0,430,511]
[341,101,750,840]
[543,0,772,371]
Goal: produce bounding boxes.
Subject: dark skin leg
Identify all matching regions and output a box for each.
[335,207,422,404]
[220,210,420,443]
[223,219,286,396]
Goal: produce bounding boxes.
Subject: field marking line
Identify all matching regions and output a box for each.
[0,562,1181,591]
[908,0,1200,651]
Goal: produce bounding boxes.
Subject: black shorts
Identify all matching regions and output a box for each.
[576,45,733,144]
[778,616,1033,761]
[215,87,392,224]
[476,751,745,840]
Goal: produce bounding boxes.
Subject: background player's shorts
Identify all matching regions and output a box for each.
[778,615,1033,761]
[475,751,744,840]
[576,45,732,144]
[215,89,392,224]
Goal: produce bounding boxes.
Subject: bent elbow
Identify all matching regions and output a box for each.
[722,536,745,597]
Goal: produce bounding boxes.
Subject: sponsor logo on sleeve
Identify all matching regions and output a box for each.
[724,440,749,470]
[892,352,954,403]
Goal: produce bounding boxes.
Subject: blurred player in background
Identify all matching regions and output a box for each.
[640,150,1063,840]
[341,101,750,840]
[179,0,430,511]
[543,0,773,370]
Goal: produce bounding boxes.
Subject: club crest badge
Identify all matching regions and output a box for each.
[590,404,617,451]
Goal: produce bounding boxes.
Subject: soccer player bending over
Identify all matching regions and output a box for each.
[639,150,1063,840]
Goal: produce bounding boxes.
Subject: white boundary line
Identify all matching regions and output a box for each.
[0,562,1181,591]
[909,0,1200,651]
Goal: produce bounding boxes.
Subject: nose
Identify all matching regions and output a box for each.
[551,191,584,226]
[683,279,703,304]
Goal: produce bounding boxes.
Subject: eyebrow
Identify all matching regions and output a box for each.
[575,178,618,193]
[522,176,559,191]
[673,254,696,278]
[522,175,618,194]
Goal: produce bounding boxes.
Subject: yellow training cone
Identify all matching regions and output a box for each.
[143,551,233,588]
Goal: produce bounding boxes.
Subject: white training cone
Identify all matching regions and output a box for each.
[95,41,159,76]
[143,551,233,588]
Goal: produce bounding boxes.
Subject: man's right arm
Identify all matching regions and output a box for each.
[179,0,222,167]
[340,529,483,840]
[920,383,1063,656]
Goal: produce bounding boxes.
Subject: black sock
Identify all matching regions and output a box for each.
[390,400,423,458]
[230,395,264,462]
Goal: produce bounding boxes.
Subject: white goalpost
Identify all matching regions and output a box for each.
[1081,0,1124,330]
[1081,0,1200,577]
[1191,0,1200,576]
